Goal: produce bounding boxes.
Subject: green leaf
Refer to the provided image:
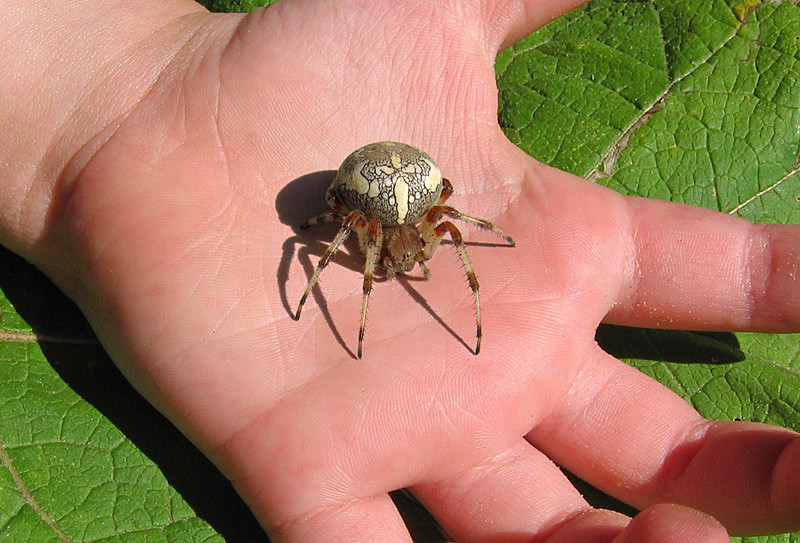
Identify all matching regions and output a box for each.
[498,0,800,221]
[197,0,273,12]
[2,1,799,542]
[0,341,220,542]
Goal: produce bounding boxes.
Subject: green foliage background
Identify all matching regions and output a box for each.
[1,0,798,541]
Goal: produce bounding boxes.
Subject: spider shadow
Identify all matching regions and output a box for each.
[275,170,490,358]
[395,274,474,354]
[280,234,360,359]
[275,170,365,359]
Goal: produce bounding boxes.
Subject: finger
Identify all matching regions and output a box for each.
[411,438,591,542]
[412,437,730,543]
[656,420,800,535]
[214,401,421,543]
[610,194,800,332]
[228,451,416,543]
[483,0,592,51]
[263,493,412,543]
[545,504,727,543]
[529,348,800,535]
[544,509,630,543]
[609,504,728,543]
[512,157,800,333]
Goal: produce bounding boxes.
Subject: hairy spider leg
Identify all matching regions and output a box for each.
[439,176,455,201]
[435,206,515,247]
[299,185,353,228]
[432,178,515,246]
[295,210,366,320]
[421,221,482,355]
[301,211,344,229]
[416,182,452,245]
[356,219,383,359]
[415,255,432,279]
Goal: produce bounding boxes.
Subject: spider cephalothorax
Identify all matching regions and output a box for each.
[295,141,514,358]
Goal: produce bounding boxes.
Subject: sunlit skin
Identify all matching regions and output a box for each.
[1,1,799,542]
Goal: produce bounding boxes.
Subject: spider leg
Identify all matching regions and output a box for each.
[295,210,365,320]
[422,221,482,355]
[357,219,383,359]
[326,184,351,214]
[300,186,350,228]
[416,255,431,279]
[429,178,514,246]
[301,211,344,229]
[434,205,515,246]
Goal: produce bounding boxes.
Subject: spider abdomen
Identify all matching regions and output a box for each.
[332,141,443,226]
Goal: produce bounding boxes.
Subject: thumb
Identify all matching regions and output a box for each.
[482,0,592,50]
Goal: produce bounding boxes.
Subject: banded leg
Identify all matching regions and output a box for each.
[301,211,343,229]
[422,221,482,355]
[421,179,515,247]
[295,210,366,320]
[434,205,515,247]
[416,255,431,279]
[358,219,383,359]
[300,189,351,229]
[437,176,455,203]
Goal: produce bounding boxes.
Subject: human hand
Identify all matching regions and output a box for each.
[5,0,799,541]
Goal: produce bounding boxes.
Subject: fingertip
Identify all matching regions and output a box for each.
[544,509,629,543]
[524,504,726,543]
[615,504,728,543]
[770,433,800,531]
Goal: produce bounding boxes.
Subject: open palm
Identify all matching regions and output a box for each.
[33,0,800,541]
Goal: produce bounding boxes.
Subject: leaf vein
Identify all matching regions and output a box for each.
[587,7,746,181]
[0,437,76,542]
[727,165,800,214]
[0,330,99,346]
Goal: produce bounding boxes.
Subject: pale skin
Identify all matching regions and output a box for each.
[1,0,799,541]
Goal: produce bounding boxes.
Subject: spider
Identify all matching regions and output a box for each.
[295,141,514,358]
